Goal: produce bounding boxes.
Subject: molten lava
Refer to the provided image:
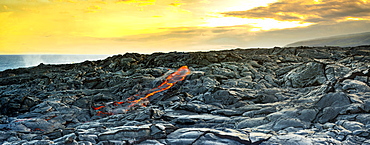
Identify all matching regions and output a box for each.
[92,66,191,115]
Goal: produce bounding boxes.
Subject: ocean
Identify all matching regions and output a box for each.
[0,55,110,72]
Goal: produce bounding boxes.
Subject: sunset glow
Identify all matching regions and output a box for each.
[201,17,314,31]
[1,0,369,54]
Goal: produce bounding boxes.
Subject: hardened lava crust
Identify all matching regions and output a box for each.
[0,46,370,144]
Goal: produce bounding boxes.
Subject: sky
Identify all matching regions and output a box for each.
[0,0,369,54]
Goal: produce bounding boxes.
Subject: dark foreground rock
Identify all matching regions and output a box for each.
[0,46,369,144]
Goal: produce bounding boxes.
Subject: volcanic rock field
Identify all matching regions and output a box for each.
[0,46,370,145]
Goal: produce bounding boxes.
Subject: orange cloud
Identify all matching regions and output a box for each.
[116,0,156,6]
[85,5,101,13]
[169,3,182,7]
[169,0,183,7]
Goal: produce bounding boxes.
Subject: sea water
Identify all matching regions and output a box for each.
[0,55,110,71]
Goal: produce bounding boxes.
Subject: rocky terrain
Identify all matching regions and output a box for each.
[0,46,370,145]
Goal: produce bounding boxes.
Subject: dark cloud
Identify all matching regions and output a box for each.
[223,0,370,23]
[106,26,255,51]
[114,27,209,41]
[244,20,370,47]
[120,20,370,48]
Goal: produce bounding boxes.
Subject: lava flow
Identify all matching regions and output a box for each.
[92,66,191,115]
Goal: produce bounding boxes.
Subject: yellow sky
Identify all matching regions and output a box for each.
[1,0,369,54]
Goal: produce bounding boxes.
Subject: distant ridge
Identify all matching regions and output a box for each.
[286,32,370,47]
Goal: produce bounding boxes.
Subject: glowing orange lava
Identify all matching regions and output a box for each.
[92,66,191,115]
